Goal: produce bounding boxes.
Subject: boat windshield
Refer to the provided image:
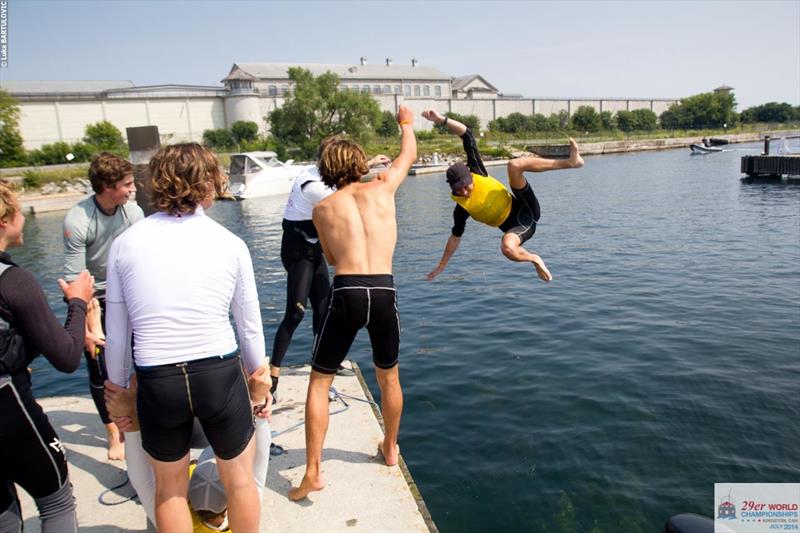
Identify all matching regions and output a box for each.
[257,156,284,168]
[230,155,267,174]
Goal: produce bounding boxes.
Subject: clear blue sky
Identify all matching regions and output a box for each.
[2,0,798,109]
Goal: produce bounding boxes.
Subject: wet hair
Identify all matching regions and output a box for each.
[317,139,369,189]
[0,182,20,223]
[88,152,134,194]
[148,143,228,216]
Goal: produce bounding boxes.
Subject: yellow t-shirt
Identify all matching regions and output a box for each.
[451,173,513,227]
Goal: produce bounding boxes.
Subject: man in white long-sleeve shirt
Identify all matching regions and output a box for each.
[104,143,268,533]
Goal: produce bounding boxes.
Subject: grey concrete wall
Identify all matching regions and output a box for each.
[15,92,681,148]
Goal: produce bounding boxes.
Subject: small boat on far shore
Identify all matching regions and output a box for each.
[690,144,724,155]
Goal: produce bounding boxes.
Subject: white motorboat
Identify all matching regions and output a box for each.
[227,151,309,199]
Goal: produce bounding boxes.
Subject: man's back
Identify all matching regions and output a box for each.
[314,178,398,275]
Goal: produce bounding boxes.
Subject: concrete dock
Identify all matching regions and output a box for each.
[18,362,436,533]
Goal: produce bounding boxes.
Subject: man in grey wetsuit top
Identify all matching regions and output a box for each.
[62,152,143,461]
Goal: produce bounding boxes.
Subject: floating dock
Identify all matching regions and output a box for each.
[18,362,436,533]
[741,155,800,178]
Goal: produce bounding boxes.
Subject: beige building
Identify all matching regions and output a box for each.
[1,60,681,150]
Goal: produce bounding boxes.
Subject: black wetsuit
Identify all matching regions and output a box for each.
[271,218,331,367]
[451,129,541,244]
[0,252,85,533]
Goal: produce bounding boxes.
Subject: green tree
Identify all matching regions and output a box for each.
[268,67,381,158]
[631,108,658,131]
[433,112,481,134]
[84,120,126,151]
[740,102,798,123]
[202,128,237,151]
[0,89,26,167]
[376,110,399,137]
[570,106,601,132]
[659,91,737,129]
[231,120,259,143]
[600,111,616,130]
[615,110,635,132]
[26,142,73,166]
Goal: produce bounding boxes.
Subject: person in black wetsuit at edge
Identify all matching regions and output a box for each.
[270,138,389,400]
[0,183,95,533]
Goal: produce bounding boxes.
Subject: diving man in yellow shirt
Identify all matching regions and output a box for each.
[422,109,584,282]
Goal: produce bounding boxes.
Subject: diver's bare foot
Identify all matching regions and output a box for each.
[567,138,584,168]
[289,475,325,501]
[106,423,124,461]
[379,440,400,466]
[531,256,553,283]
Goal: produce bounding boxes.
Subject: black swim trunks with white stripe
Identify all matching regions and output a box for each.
[311,274,400,374]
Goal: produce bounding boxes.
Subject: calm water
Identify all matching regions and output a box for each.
[18,142,800,532]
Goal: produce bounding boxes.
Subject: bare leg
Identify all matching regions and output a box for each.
[507,138,584,189]
[87,299,126,461]
[374,365,403,466]
[289,370,336,501]
[216,435,260,532]
[149,453,192,533]
[501,233,552,282]
[105,422,125,461]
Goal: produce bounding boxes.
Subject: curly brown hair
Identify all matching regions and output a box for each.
[318,140,369,189]
[0,182,20,223]
[148,143,228,216]
[88,152,134,194]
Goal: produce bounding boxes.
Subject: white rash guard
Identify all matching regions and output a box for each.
[104,205,266,387]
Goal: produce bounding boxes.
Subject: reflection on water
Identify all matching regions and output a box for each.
[17,142,800,532]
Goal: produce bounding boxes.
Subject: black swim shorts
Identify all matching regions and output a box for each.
[499,181,541,245]
[311,274,400,374]
[135,352,254,462]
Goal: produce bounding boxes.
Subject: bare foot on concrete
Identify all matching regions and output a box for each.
[531,255,553,283]
[379,440,400,467]
[289,475,325,501]
[567,138,584,168]
[106,423,124,461]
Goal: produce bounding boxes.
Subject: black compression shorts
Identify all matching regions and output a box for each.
[311,275,400,374]
[499,181,541,245]
[135,352,254,462]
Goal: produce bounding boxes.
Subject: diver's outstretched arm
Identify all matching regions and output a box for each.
[422,109,467,137]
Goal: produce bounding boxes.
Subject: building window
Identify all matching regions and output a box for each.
[363,85,370,93]
[383,85,391,94]
[414,85,420,96]
[268,85,277,96]
[423,85,430,96]
[394,85,401,94]
[279,85,289,95]
[373,85,381,94]
[435,85,442,97]
[404,85,411,96]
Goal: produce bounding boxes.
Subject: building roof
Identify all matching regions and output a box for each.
[232,62,450,81]
[0,80,135,95]
[452,74,498,92]
[221,65,258,82]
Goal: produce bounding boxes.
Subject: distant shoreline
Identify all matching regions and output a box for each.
[15,129,800,212]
